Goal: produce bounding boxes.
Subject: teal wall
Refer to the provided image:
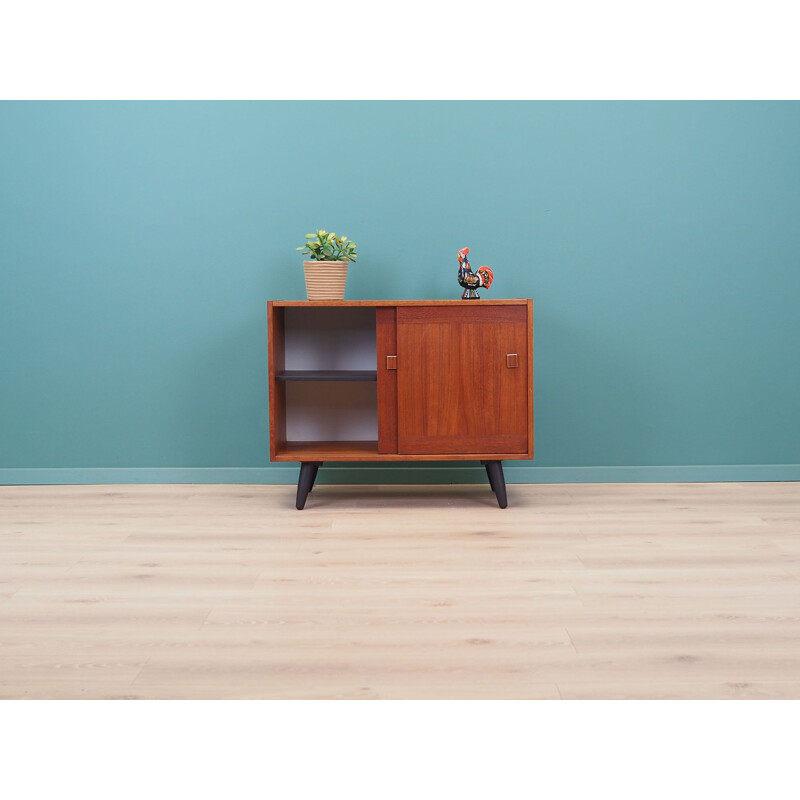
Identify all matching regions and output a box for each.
[2,101,799,484]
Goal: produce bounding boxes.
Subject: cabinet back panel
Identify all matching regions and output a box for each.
[285,382,378,442]
[284,307,377,371]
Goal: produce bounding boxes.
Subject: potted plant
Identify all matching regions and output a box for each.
[297,230,358,300]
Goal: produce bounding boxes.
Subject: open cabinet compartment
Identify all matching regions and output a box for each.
[269,305,379,460]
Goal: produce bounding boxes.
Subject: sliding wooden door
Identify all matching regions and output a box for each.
[396,305,530,455]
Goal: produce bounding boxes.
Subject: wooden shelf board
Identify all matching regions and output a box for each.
[276,370,377,382]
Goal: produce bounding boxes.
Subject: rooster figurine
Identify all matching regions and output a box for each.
[457,247,494,299]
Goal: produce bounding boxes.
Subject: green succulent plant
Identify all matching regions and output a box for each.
[297,230,358,262]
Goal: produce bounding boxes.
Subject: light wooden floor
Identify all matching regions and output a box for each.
[1,482,799,699]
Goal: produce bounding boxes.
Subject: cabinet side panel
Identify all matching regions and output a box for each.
[268,304,287,460]
[528,299,534,459]
[376,307,398,454]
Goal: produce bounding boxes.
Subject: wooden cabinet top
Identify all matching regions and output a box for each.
[270,299,530,307]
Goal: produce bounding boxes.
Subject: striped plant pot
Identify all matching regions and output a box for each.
[303,260,349,300]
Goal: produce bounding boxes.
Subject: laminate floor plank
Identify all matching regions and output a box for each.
[1,482,799,699]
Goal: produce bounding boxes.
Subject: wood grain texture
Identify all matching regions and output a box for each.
[376,307,398,454]
[270,299,530,307]
[270,301,534,461]
[398,304,528,325]
[396,305,529,455]
[272,442,539,462]
[2,481,800,699]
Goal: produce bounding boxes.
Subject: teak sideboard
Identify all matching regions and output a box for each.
[267,300,533,509]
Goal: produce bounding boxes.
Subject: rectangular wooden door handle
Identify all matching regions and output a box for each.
[506,353,519,368]
[386,355,397,370]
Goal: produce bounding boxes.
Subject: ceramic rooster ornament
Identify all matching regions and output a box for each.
[457,247,494,299]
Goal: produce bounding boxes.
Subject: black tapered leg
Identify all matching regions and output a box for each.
[485,461,507,508]
[296,462,322,510]
[308,463,320,493]
[482,461,497,494]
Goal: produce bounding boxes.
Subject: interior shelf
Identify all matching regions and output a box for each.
[276,370,377,382]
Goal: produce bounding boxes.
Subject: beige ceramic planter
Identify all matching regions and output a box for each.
[303,260,349,300]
